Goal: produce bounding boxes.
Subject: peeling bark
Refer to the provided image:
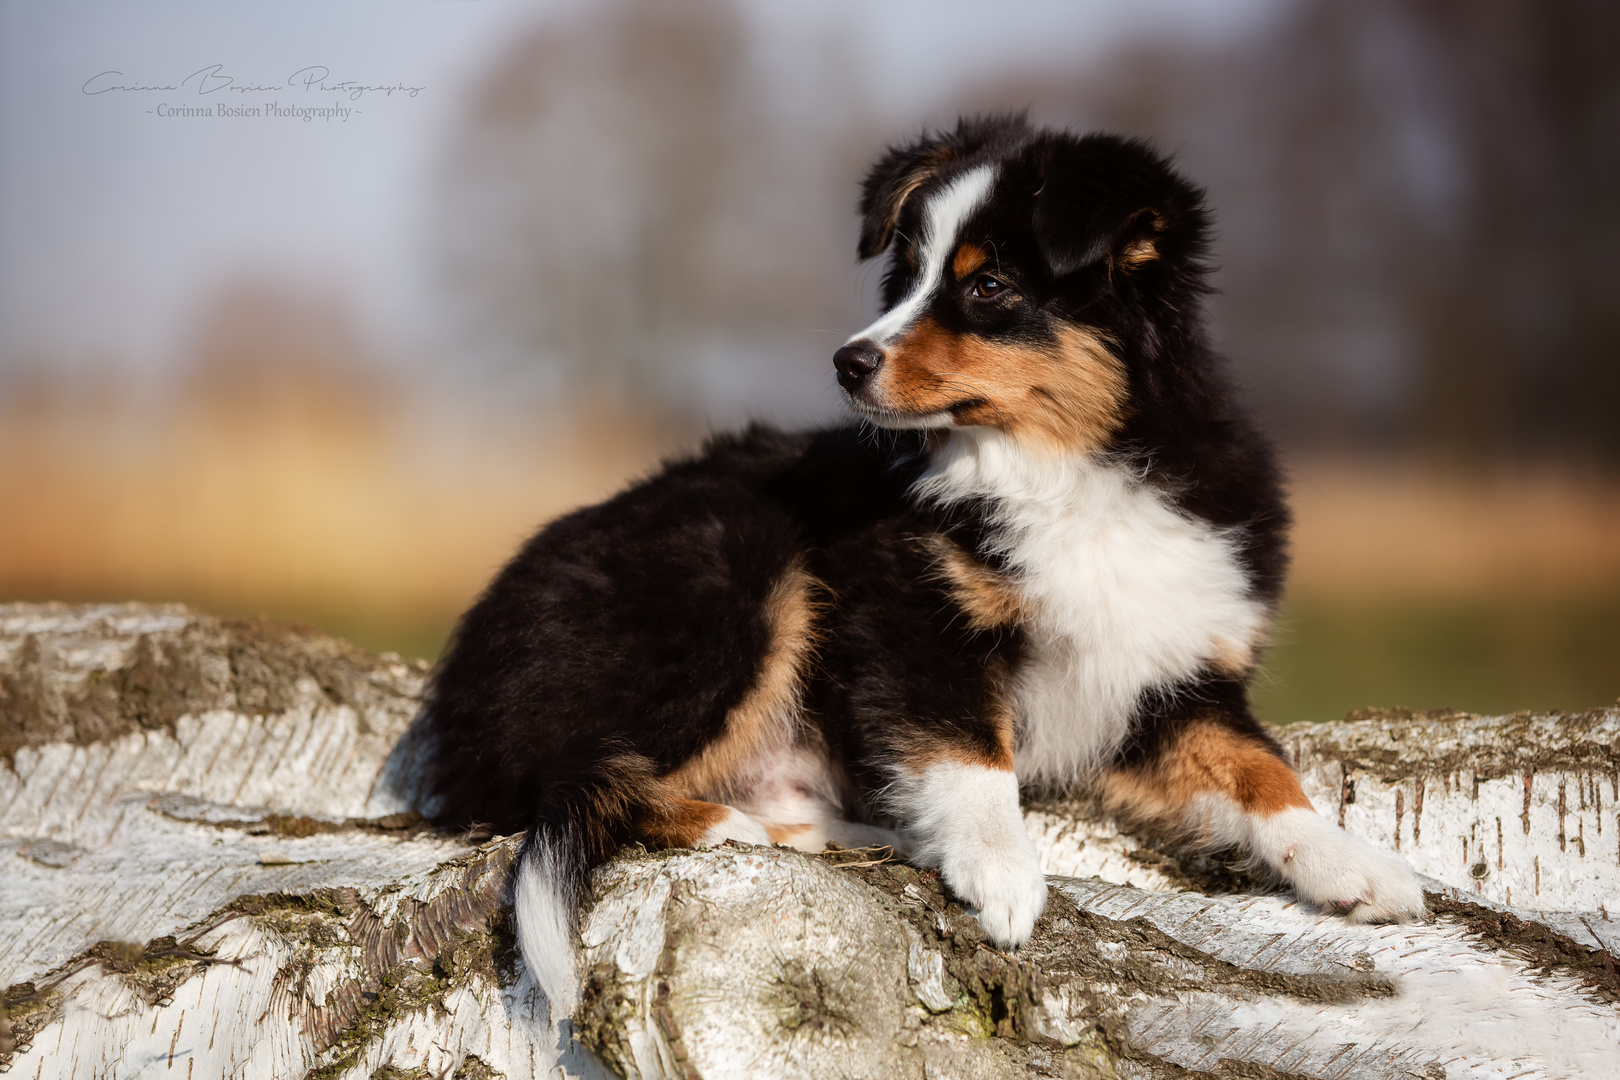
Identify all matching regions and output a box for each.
[1,604,1615,1079]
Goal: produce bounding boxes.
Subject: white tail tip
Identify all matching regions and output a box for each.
[514,836,580,1019]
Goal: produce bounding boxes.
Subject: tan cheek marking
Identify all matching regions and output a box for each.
[882,318,1021,418]
[877,319,965,414]
[1099,721,1314,827]
[953,243,988,280]
[880,320,1127,455]
[1022,327,1127,453]
[665,559,822,803]
[924,534,1028,632]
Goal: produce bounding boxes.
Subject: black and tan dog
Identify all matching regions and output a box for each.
[420,115,1425,1015]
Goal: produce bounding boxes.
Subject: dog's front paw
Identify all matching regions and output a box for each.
[1252,808,1426,923]
[901,761,1048,947]
[938,838,1049,948]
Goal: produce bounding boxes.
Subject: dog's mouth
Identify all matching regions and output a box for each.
[846,389,993,430]
[845,396,957,430]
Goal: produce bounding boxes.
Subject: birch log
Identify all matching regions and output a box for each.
[1,604,1615,1080]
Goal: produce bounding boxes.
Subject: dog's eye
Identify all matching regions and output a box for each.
[973,274,1005,299]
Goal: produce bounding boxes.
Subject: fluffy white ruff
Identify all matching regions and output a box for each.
[697,806,773,847]
[894,761,1048,947]
[915,429,1270,784]
[514,835,581,1021]
[848,164,998,348]
[1199,798,1427,922]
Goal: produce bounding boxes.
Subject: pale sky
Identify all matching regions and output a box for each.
[0,0,1285,381]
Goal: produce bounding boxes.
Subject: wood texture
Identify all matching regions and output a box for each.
[2,604,1615,1079]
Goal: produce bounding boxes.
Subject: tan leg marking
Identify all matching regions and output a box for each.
[764,823,816,845]
[895,680,1017,773]
[665,559,822,803]
[636,798,732,849]
[924,534,1028,632]
[1100,720,1313,826]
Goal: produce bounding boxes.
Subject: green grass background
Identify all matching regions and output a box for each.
[278,592,1619,727]
[1250,593,1620,724]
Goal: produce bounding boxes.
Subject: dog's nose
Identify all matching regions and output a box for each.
[834,343,883,391]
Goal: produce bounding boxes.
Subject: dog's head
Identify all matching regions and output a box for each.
[836,116,1212,454]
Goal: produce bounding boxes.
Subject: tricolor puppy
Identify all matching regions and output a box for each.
[420,116,1426,1016]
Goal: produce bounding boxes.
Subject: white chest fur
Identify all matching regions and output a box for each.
[914,428,1270,785]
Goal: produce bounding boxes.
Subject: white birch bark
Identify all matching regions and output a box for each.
[1,604,1615,1079]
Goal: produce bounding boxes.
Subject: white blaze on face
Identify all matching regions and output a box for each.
[847,164,999,348]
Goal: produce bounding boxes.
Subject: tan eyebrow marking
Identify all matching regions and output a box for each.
[953,243,989,280]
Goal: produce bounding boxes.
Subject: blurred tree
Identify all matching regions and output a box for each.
[183,280,384,423]
[1396,0,1620,462]
[434,0,1618,457]
[1211,0,1620,461]
[971,0,1620,462]
[431,0,872,413]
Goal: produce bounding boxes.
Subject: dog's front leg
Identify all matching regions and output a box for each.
[893,756,1048,948]
[1102,716,1425,923]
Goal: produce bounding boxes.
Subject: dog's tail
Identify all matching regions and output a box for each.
[513,822,588,1019]
[513,752,664,1019]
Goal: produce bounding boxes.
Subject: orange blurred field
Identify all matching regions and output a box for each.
[0,372,692,653]
[1286,460,1620,600]
[2,373,1616,718]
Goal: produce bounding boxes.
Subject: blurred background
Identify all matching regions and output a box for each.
[2,0,1616,723]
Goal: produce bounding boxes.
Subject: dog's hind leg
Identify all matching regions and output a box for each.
[723,741,909,854]
[758,814,905,854]
[637,797,773,848]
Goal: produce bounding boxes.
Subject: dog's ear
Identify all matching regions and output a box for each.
[1033,137,1182,279]
[857,134,956,260]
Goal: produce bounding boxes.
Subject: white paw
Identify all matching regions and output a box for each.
[941,840,1049,948]
[698,806,772,848]
[1335,846,1428,924]
[897,760,1049,948]
[1252,808,1427,923]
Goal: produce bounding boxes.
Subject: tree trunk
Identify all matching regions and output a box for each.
[2,604,1615,1079]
